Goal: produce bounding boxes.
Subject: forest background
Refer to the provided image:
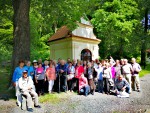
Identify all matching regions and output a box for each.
[0,0,150,71]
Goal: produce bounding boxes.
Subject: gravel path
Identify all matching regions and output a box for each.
[1,74,150,113]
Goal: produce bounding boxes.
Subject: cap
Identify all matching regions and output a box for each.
[23,70,28,73]
[33,60,38,63]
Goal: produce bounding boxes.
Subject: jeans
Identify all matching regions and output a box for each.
[117,86,130,94]
[98,80,103,93]
[80,85,90,96]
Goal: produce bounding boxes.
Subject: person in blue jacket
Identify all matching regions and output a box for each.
[12,60,26,107]
[24,61,34,79]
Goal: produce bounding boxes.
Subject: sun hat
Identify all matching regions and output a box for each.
[33,60,38,63]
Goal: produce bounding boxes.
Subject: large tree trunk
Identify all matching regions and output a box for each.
[12,0,30,72]
[141,8,148,68]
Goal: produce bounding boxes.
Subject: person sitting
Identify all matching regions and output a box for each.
[18,70,41,112]
[79,74,90,96]
[115,75,130,95]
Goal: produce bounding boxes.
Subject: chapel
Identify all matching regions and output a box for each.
[48,18,101,61]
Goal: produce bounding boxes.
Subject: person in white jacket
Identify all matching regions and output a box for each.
[18,70,41,112]
[131,58,142,92]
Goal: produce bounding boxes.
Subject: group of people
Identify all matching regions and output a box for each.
[12,57,142,111]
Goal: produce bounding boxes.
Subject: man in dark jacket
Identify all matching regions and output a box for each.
[56,60,67,92]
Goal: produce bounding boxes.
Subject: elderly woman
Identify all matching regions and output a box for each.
[35,63,46,96]
[87,62,96,95]
[67,62,75,92]
[46,62,56,93]
[103,63,112,95]
[73,60,84,92]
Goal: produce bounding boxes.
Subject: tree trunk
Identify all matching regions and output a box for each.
[11,0,30,72]
[141,8,148,68]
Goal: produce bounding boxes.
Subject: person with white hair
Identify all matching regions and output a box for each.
[131,58,142,92]
[103,63,112,94]
[18,70,41,112]
[87,62,96,95]
[122,59,133,93]
[56,60,67,92]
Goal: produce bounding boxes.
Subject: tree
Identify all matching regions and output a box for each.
[91,0,140,59]
[12,0,30,71]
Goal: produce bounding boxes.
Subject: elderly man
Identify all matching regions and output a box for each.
[122,59,133,93]
[131,58,142,92]
[115,75,130,94]
[56,60,67,92]
[18,70,41,112]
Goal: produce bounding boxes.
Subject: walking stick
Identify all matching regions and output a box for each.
[58,72,60,93]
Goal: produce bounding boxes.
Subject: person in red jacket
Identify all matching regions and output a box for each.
[72,60,84,92]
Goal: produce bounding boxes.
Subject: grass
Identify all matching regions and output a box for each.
[139,64,150,77]
[39,92,69,104]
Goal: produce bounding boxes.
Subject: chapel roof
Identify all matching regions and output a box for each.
[48,26,70,42]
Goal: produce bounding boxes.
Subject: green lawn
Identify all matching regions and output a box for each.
[139,64,150,77]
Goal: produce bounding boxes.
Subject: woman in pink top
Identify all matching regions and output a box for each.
[79,74,90,96]
[46,62,56,93]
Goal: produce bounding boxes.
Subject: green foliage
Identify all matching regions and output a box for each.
[91,0,141,59]
[0,2,13,62]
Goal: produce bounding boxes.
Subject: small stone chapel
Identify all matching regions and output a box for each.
[48,18,101,61]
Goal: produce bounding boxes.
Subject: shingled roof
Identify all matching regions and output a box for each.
[48,26,70,42]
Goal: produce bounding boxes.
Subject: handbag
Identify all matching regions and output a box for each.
[67,74,74,80]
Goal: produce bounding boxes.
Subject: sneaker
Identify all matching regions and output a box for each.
[27,108,33,112]
[34,105,41,108]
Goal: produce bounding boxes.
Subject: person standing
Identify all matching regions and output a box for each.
[24,61,34,80]
[12,60,26,107]
[94,62,104,93]
[103,63,112,95]
[122,59,133,93]
[87,63,96,95]
[35,63,46,96]
[18,70,41,112]
[73,61,84,92]
[114,60,121,77]
[56,60,67,92]
[66,62,75,92]
[46,62,56,93]
[131,58,142,92]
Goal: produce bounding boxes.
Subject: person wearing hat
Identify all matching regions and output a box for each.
[12,60,26,107]
[18,70,41,112]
